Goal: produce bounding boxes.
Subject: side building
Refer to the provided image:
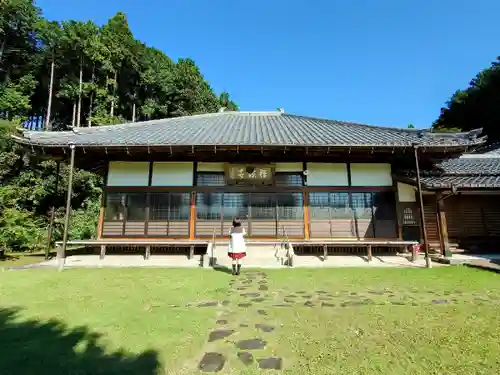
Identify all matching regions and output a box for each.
[13,111,489,255]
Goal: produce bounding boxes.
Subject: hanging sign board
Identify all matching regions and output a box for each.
[226,164,275,185]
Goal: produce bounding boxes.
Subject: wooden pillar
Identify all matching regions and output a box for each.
[413,145,431,268]
[189,191,196,240]
[100,245,106,260]
[323,244,328,261]
[189,245,195,260]
[393,181,403,240]
[436,192,451,257]
[96,206,105,240]
[97,163,108,240]
[303,192,310,240]
[46,161,60,259]
[145,245,151,260]
[59,144,76,270]
[367,244,372,262]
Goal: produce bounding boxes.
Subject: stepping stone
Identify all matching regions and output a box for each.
[391,301,405,306]
[241,292,260,298]
[443,291,451,295]
[237,287,249,291]
[198,352,226,372]
[257,309,267,316]
[285,294,297,298]
[257,357,283,370]
[236,338,267,350]
[284,298,295,303]
[412,302,419,306]
[319,297,333,301]
[208,329,235,342]
[322,302,335,307]
[238,303,252,308]
[198,301,218,308]
[242,280,253,285]
[237,351,254,366]
[340,301,368,307]
[221,300,230,306]
[432,299,449,305]
[316,291,328,294]
[273,304,289,307]
[303,295,312,299]
[216,319,228,325]
[252,298,265,303]
[304,301,314,307]
[259,285,268,291]
[350,292,358,296]
[255,323,275,332]
[296,291,306,294]
[240,323,249,327]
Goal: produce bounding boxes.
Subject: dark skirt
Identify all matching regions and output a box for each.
[228,252,246,260]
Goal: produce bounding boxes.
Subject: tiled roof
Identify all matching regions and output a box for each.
[15,111,485,148]
[420,175,500,189]
[401,146,500,189]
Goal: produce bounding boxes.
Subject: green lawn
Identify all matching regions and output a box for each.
[0,252,47,268]
[1,267,500,374]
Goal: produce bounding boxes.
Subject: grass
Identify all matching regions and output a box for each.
[0,252,47,268]
[0,267,499,374]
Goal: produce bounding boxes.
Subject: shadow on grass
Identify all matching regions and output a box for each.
[0,307,160,375]
[213,265,233,275]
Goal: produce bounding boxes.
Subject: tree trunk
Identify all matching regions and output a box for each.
[88,93,94,127]
[88,64,95,127]
[72,102,76,127]
[76,57,83,127]
[0,39,6,65]
[132,102,136,122]
[110,70,118,117]
[44,53,55,131]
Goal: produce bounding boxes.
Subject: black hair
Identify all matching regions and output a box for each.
[232,217,242,227]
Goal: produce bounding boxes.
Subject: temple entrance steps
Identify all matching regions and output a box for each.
[206,242,291,269]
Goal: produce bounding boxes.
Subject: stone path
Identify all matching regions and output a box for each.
[189,271,500,373]
[197,271,283,372]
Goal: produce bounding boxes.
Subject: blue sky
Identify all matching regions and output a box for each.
[37,0,499,128]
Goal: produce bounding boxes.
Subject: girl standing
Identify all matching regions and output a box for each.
[228,217,246,275]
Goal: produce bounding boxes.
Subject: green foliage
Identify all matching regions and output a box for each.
[0,2,237,252]
[0,207,45,252]
[434,58,500,143]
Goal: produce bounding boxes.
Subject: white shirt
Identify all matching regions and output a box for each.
[229,227,247,253]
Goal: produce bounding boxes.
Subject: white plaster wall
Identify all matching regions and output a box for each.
[275,162,303,172]
[306,163,348,186]
[397,183,416,202]
[107,161,149,186]
[197,162,225,172]
[350,163,392,186]
[151,162,194,186]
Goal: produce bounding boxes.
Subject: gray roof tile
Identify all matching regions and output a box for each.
[17,111,485,148]
[401,146,500,189]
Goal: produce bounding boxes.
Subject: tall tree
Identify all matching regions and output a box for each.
[434,58,500,142]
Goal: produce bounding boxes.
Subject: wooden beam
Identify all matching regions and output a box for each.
[436,192,451,257]
[303,192,310,240]
[97,162,109,240]
[393,181,403,240]
[189,191,196,240]
[60,144,76,270]
[413,146,431,268]
[96,206,105,240]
